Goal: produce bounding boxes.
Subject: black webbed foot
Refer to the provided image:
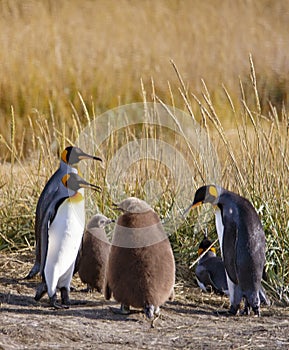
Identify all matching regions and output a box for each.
[60,287,71,308]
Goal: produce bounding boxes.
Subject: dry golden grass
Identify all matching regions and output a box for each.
[0,0,288,153]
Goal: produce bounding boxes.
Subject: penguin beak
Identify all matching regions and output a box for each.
[182,202,202,216]
[78,152,102,162]
[112,203,123,212]
[79,182,102,192]
[191,202,202,209]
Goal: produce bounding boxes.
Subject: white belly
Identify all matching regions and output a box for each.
[45,193,85,296]
[215,208,224,259]
[215,208,237,303]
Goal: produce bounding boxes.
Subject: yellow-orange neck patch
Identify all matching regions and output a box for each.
[69,191,84,202]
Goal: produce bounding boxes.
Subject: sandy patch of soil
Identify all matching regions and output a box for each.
[1,252,289,349]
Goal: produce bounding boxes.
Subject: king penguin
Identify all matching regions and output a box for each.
[76,214,113,293]
[34,173,101,308]
[104,197,175,325]
[195,235,229,296]
[26,146,102,279]
[188,185,268,316]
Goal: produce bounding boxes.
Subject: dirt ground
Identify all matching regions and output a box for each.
[1,252,289,350]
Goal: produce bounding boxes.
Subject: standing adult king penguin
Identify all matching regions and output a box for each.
[34,172,101,308]
[188,185,267,316]
[26,146,102,279]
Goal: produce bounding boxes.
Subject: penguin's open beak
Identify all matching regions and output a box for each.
[79,182,102,192]
[78,152,102,162]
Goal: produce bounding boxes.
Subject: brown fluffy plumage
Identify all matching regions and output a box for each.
[77,214,111,293]
[105,198,175,317]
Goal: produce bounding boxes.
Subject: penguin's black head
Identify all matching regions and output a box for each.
[183,185,220,216]
[61,146,102,165]
[192,185,220,207]
[198,236,216,256]
[62,173,101,192]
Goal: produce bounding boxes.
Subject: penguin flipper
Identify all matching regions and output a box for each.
[39,191,69,276]
[222,220,238,285]
[26,185,60,279]
[195,265,212,292]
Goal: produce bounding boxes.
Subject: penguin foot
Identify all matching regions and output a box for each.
[144,304,160,319]
[49,294,69,309]
[144,305,161,328]
[60,287,71,307]
[34,282,47,301]
[228,305,239,316]
[240,305,250,316]
[252,307,261,317]
[120,304,130,314]
[50,294,61,309]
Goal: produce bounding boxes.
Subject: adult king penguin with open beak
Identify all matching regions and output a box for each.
[34,173,101,308]
[26,146,102,279]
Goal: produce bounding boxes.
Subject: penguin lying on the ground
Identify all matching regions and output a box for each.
[195,235,229,295]
[76,214,113,293]
[34,173,101,308]
[187,185,269,316]
[104,197,175,326]
[26,146,102,279]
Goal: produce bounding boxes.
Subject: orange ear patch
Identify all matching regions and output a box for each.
[61,149,68,163]
[198,248,203,256]
[62,173,70,186]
